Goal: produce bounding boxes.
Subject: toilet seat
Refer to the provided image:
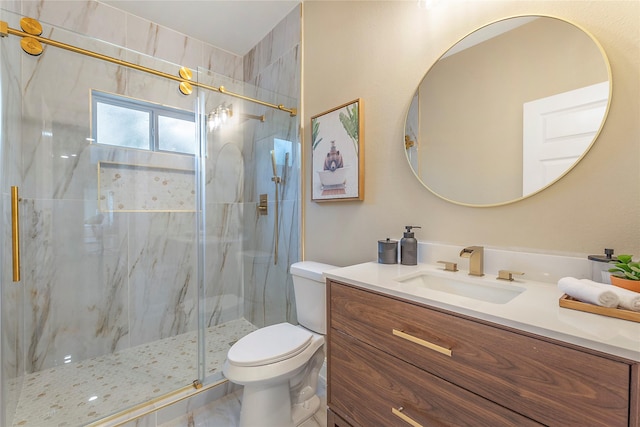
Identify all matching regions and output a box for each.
[228,323,313,367]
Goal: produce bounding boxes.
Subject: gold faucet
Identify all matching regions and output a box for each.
[460,246,484,276]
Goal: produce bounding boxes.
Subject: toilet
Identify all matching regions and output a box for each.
[222,261,337,427]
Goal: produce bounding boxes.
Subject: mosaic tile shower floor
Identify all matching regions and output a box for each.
[11,319,257,427]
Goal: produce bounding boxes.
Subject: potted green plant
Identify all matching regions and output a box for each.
[609,254,640,292]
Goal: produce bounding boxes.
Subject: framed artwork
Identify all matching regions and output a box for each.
[311,99,364,202]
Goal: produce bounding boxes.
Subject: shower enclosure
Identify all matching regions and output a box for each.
[0,9,299,426]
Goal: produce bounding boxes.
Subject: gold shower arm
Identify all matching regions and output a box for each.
[0,19,297,117]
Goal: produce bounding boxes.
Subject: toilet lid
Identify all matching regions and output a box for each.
[227,323,313,367]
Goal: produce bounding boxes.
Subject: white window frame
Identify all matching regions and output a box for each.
[92,90,196,155]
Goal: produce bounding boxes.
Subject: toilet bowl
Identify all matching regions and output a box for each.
[223,261,337,427]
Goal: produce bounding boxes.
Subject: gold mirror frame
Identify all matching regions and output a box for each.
[404,15,612,207]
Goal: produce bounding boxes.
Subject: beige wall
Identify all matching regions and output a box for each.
[303,1,640,266]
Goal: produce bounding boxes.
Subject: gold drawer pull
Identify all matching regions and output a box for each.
[392,329,452,357]
[392,406,423,427]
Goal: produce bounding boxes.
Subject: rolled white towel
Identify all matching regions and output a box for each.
[581,279,640,312]
[558,277,619,308]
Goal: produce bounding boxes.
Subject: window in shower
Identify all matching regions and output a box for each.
[92,90,196,154]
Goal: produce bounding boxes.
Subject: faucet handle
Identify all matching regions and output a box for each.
[497,270,524,281]
[437,260,458,272]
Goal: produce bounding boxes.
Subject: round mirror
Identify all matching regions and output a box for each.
[404,16,611,207]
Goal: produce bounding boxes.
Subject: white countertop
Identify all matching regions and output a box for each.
[324,262,640,362]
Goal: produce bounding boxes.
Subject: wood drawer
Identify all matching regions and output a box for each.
[329,281,632,427]
[329,330,542,427]
[327,408,352,427]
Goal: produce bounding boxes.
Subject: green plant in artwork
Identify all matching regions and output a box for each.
[339,103,359,154]
[312,119,323,151]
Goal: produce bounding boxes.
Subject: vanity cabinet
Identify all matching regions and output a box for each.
[327,280,639,427]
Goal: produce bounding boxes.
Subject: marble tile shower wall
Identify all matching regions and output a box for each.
[241,6,302,328]
[6,1,300,354]
[14,1,243,79]
[9,0,302,331]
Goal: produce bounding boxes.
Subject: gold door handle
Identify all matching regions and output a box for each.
[392,407,423,427]
[11,186,20,282]
[392,329,452,357]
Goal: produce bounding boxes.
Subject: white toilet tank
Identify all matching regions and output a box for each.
[290,261,337,334]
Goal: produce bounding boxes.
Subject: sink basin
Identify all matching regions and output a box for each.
[395,271,525,304]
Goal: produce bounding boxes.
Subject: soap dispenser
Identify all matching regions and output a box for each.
[400,226,421,265]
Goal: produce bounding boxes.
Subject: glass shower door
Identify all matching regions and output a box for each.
[1,10,202,426]
[1,10,26,426]
[195,67,300,384]
[195,70,258,382]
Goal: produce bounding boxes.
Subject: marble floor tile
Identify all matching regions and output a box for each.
[159,376,327,427]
